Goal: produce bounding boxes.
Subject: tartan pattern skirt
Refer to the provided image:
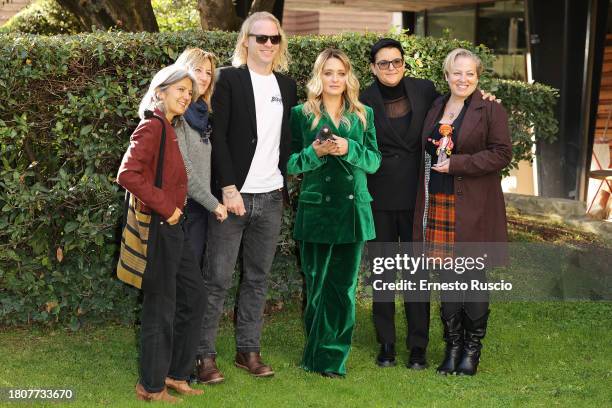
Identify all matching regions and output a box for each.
[425,193,456,258]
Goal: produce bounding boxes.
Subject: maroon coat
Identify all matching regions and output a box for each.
[117,109,187,220]
[413,93,512,244]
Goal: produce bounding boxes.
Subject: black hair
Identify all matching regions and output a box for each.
[369,38,405,63]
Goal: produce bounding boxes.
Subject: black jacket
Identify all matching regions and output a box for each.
[211,65,298,194]
[360,76,438,210]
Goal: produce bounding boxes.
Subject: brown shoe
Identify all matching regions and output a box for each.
[135,383,182,403]
[195,355,225,384]
[165,377,204,395]
[234,352,274,377]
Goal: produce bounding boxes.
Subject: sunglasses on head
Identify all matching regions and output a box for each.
[375,58,404,70]
[249,34,282,45]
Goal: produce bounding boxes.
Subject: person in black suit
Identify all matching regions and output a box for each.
[195,11,298,384]
[360,38,497,370]
[360,38,437,370]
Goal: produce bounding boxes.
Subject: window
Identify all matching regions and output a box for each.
[427,7,476,42]
[477,1,526,55]
[415,1,527,80]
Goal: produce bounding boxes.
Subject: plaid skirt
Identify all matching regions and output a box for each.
[425,193,455,258]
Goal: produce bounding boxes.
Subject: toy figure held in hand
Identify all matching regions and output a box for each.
[432,124,454,166]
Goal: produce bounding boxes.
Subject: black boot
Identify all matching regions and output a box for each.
[456,310,490,376]
[376,343,396,367]
[406,347,428,370]
[436,310,463,375]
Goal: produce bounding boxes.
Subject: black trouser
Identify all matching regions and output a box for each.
[139,218,206,393]
[184,198,210,270]
[371,209,430,350]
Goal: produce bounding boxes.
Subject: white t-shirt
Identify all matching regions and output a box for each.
[241,69,284,193]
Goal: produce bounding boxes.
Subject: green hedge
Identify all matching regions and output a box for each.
[0,30,558,328]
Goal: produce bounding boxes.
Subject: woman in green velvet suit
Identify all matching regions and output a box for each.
[287,49,381,377]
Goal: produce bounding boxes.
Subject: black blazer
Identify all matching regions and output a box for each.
[360,76,438,211]
[211,65,298,194]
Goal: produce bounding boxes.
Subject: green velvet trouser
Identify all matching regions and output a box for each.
[300,241,364,375]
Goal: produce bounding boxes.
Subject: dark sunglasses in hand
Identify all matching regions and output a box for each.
[375,58,404,70]
[249,34,282,45]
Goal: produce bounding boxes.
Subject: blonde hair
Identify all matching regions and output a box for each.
[231,11,290,72]
[175,48,217,110]
[303,48,367,130]
[443,48,484,78]
[138,65,198,119]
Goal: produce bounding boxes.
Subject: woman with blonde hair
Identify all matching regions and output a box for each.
[288,48,381,378]
[173,48,227,269]
[413,48,511,376]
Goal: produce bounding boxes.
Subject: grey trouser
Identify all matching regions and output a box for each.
[198,189,284,355]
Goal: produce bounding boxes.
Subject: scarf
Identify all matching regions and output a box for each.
[183,99,209,135]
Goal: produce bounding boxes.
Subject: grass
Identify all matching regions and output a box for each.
[1,214,610,407]
[1,300,611,407]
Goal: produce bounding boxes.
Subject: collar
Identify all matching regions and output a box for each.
[375,77,407,100]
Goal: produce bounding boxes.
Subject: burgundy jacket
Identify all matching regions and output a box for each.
[413,93,512,244]
[117,109,187,220]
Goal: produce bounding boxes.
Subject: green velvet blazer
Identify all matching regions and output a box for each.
[288,104,381,244]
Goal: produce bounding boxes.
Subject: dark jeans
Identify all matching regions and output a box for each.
[139,218,206,393]
[184,198,210,270]
[198,189,284,356]
[371,209,430,350]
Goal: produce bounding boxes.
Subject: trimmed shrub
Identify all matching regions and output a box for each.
[0,0,81,35]
[0,30,558,328]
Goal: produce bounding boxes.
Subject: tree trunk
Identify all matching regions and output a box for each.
[197,0,240,31]
[250,0,276,13]
[197,0,278,31]
[55,0,159,32]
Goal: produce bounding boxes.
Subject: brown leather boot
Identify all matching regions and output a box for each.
[195,355,225,384]
[135,383,182,403]
[234,352,274,377]
[165,377,204,395]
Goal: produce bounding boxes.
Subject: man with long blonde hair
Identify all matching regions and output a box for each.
[196,11,297,383]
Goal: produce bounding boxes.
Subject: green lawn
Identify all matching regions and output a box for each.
[1,300,610,407]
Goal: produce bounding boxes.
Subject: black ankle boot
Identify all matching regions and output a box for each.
[376,343,396,367]
[407,347,428,370]
[436,310,463,375]
[456,310,490,376]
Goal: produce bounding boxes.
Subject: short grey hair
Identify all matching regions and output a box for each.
[442,48,483,78]
[138,64,199,119]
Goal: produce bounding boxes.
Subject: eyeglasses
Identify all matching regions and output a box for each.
[249,34,282,45]
[375,58,404,70]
